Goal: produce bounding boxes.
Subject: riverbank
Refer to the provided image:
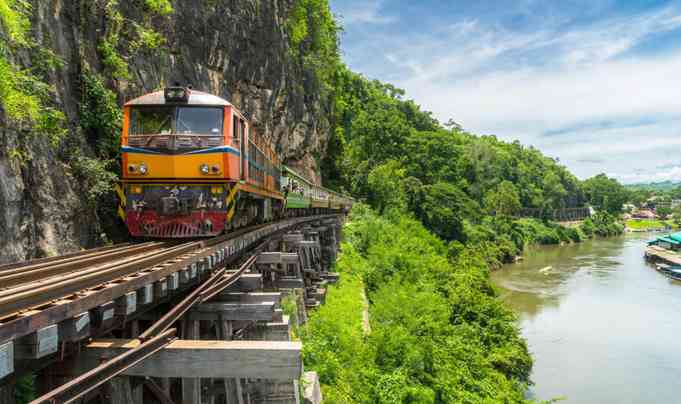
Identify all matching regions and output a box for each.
[474,212,624,270]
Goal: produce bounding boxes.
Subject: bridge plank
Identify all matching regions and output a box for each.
[79,339,302,380]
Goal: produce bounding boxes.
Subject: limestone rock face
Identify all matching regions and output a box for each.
[0,0,333,262]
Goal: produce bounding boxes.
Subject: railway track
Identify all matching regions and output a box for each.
[0,214,343,403]
[0,241,170,290]
[0,242,138,273]
[0,216,329,327]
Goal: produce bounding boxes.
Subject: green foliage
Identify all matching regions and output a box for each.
[367,160,407,214]
[657,205,672,219]
[0,56,40,122]
[418,182,471,241]
[98,0,129,80]
[145,0,173,15]
[625,219,673,230]
[0,0,29,47]
[70,155,118,204]
[288,0,341,90]
[131,23,166,51]
[583,173,628,214]
[80,72,122,159]
[302,207,533,402]
[485,180,522,217]
[0,0,67,145]
[281,292,301,339]
[583,211,624,237]
[15,373,35,404]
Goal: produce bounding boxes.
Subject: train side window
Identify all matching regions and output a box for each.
[233,116,239,141]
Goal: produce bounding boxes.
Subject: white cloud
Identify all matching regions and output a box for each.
[334,0,395,26]
[344,5,681,182]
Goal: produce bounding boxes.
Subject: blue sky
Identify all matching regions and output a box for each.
[329,0,681,183]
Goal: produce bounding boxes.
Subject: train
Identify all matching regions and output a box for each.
[115,86,353,238]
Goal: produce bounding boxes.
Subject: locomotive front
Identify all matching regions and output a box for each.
[117,87,242,238]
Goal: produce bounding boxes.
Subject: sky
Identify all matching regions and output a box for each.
[328,0,681,184]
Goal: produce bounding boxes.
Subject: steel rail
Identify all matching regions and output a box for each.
[0,242,200,319]
[138,267,227,340]
[199,255,257,303]
[0,242,168,289]
[0,243,134,273]
[29,328,177,404]
[0,243,194,299]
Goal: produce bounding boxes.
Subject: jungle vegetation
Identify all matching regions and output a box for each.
[302,206,533,402]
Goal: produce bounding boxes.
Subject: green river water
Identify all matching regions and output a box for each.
[491,233,681,403]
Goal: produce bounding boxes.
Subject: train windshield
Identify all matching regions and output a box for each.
[128,106,224,152]
[130,106,223,136]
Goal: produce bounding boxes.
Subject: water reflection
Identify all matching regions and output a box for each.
[492,233,681,404]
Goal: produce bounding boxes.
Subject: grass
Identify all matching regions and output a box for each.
[626,219,676,230]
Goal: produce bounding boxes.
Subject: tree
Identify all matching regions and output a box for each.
[418,182,476,241]
[583,174,628,214]
[657,206,672,220]
[484,181,521,217]
[367,160,407,214]
[673,205,681,227]
[542,171,568,211]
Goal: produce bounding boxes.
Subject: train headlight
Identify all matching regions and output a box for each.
[200,164,210,174]
[211,165,220,174]
[128,164,137,173]
[138,163,148,175]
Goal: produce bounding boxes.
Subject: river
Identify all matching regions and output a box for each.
[491,233,681,403]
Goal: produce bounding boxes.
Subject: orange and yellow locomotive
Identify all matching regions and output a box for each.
[116,86,284,237]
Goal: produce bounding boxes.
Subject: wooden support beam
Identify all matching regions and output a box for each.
[189,302,276,322]
[225,273,262,292]
[282,234,304,244]
[251,316,291,341]
[257,252,283,264]
[0,341,13,380]
[15,324,58,359]
[79,339,302,380]
[58,312,90,343]
[275,277,305,289]
[215,292,282,305]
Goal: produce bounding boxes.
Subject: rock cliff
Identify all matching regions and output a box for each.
[0,0,334,262]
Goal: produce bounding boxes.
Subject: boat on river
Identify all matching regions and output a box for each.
[655,263,681,281]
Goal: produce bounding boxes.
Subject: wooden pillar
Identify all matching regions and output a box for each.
[0,380,16,404]
[128,321,144,404]
[182,320,201,404]
[105,377,134,404]
[218,320,243,404]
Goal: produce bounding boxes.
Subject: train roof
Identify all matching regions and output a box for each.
[125,90,232,107]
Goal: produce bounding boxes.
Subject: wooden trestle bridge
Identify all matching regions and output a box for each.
[0,215,343,404]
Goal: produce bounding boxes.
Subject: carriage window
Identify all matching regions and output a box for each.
[176,107,223,135]
[130,107,174,135]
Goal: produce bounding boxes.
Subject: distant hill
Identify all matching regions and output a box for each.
[625,181,681,191]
